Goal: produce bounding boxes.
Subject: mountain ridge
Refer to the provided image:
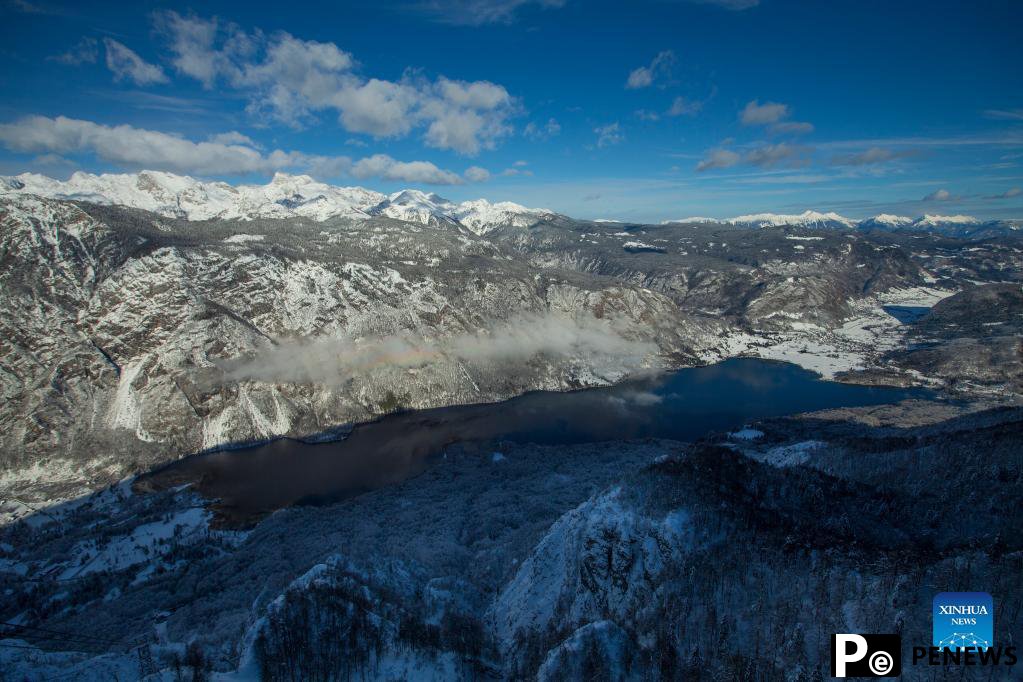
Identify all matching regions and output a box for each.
[665,209,1019,235]
[0,170,561,235]
[3,171,1019,237]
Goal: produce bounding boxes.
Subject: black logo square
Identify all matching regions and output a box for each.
[831,634,902,677]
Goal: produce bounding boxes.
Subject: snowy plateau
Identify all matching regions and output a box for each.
[0,172,1021,681]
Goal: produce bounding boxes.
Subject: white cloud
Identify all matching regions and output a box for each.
[770,120,814,135]
[48,37,98,65]
[667,96,702,117]
[436,77,512,110]
[524,117,560,140]
[740,99,813,137]
[987,187,1022,199]
[412,0,567,26]
[207,131,259,146]
[695,143,809,171]
[464,165,491,182]
[830,146,914,166]
[419,79,515,154]
[740,99,789,125]
[626,69,653,90]
[594,122,624,148]
[984,108,1023,121]
[351,154,464,185]
[103,38,169,86]
[500,166,532,177]
[331,78,419,137]
[154,11,516,155]
[222,312,652,387]
[153,11,226,88]
[744,142,809,168]
[625,50,675,89]
[696,148,741,171]
[0,115,465,185]
[29,153,77,170]
[923,188,953,201]
[0,115,275,175]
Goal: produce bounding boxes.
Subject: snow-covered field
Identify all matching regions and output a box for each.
[711,286,957,379]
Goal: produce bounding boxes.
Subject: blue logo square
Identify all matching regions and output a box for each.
[933,592,993,650]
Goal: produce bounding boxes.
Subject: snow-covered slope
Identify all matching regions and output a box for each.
[663,210,1015,238]
[913,213,980,227]
[0,171,558,232]
[366,190,558,234]
[3,170,384,221]
[660,216,726,225]
[729,210,857,229]
[858,214,915,229]
[4,171,1011,237]
[856,213,1017,238]
[367,189,460,226]
[451,199,558,235]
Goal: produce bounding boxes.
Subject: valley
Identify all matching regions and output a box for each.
[0,173,1020,680]
[2,3,1020,678]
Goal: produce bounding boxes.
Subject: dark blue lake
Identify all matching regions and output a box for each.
[142,359,931,523]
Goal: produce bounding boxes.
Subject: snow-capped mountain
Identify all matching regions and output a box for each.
[1,184,1020,681]
[367,189,460,226]
[662,210,1016,238]
[728,210,858,229]
[3,172,1012,239]
[856,213,1017,238]
[0,171,558,233]
[451,199,559,235]
[4,170,384,221]
[858,213,983,230]
[359,189,558,234]
[913,213,981,227]
[857,213,916,230]
[660,216,726,225]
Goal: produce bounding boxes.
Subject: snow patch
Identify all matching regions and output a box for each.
[730,428,764,441]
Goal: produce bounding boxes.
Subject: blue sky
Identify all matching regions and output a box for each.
[1,0,1021,222]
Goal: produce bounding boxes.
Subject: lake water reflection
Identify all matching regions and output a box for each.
[140,359,930,523]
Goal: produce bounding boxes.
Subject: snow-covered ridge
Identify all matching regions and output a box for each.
[660,216,726,225]
[857,213,915,229]
[0,170,557,233]
[664,210,1004,234]
[1,171,1008,236]
[728,210,857,229]
[914,213,981,226]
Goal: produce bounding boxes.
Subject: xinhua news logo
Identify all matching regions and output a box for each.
[932,592,992,650]
[831,634,901,678]
[909,591,1017,668]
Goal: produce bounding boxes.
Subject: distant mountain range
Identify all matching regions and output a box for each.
[0,171,561,236]
[2,171,1020,238]
[663,208,1021,237]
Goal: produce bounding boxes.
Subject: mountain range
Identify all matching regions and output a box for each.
[665,208,1020,236]
[0,175,1020,680]
[2,171,1019,237]
[0,171,562,236]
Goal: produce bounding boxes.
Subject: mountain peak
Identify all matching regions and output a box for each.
[862,214,914,226]
[386,188,452,206]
